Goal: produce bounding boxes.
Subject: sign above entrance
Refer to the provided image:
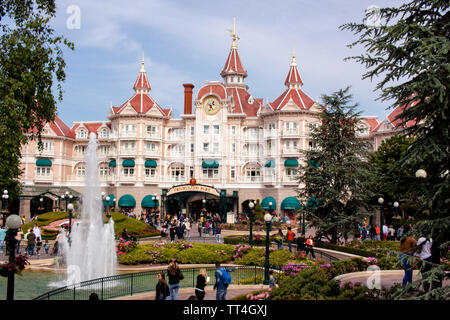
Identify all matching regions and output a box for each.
[166,184,220,197]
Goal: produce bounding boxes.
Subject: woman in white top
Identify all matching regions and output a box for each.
[184,220,191,238]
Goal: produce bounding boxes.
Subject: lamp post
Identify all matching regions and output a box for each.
[248,201,255,247]
[5,214,22,300]
[263,213,272,285]
[378,197,384,241]
[67,203,74,236]
[2,190,9,227]
[153,195,160,222]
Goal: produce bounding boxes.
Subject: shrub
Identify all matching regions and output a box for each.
[111,212,159,239]
[270,266,341,300]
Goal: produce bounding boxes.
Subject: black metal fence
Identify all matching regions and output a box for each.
[33,265,268,300]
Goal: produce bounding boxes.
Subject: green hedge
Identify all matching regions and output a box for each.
[111,212,159,239]
[119,242,235,265]
[20,211,159,240]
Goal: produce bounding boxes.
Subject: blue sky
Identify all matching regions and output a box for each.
[51,0,398,125]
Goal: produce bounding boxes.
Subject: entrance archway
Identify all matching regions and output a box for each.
[30,195,54,218]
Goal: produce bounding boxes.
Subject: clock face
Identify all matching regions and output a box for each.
[202,95,222,115]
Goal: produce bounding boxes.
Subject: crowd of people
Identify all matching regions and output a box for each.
[358,218,412,242]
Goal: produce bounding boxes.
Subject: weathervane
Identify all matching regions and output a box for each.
[228,17,240,48]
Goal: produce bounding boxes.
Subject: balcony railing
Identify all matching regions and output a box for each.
[34,174,53,183]
[37,150,54,157]
[121,131,137,138]
[144,176,158,183]
[242,176,262,183]
[145,133,161,139]
[166,176,186,183]
[144,149,160,156]
[120,175,136,183]
[283,129,299,136]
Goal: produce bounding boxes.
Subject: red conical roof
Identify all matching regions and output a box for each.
[133,58,151,92]
[221,46,247,78]
[284,55,303,87]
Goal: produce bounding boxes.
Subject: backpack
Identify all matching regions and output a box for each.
[218,267,231,285]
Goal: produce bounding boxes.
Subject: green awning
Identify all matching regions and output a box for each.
[122,159,135,167]
[36,158,52,166]
[144,160,157,168]
[118,194,136,207]
[281,197,301,210]
[108,160,116,167]
[284,159,298,167]
[261,196,277,210]
[104,194,115,207]
[265,160,275,168]
[141,195,159,208]
[202,160,219,168]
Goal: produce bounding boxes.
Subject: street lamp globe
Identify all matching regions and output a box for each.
[202,199,206,203]
[152,196,155,201]
[156,196,160,201]
[106,196,110,202]
[69,195,73,199]
[4,194,8,200]
[378,197,384,204]
[101,192,105,197]
[6,214,22,229]
[3,190,8,195]
[264,213,272,223]
[415,169,427,179]
[393,201,399,208]
[67,203,74,211]
[248,201,255,209]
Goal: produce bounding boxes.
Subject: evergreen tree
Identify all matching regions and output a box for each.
[253,199,264,222]
[341,0,449,299]
[298,87,375,244]
[369,135,419,218]
[0,1,74,199]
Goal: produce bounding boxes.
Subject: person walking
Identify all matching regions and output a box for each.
[155,272,169,300]
[361,227,368,242]
[215,224,221,244]
[195,268,209,300]
[287,227,295,253]
[296,233,306,253]
[43,240,50,255]
[15,228,23,255]
[416,234,434,292]
[169,223,176,242]
[197,220,203,237]
[0,226,6,253]
[184,219,191,238]
[369,224,376,240]
[374,225,381,241]
[268,270,278,289]
[305,236,316,261]
[36,237,42,257]
[382,224,389,241]
[275,229,284,250]
[26,229,36,256]
[399,237,417,287]
[397,225,404,240]
[167,259,184,300]
[213,262,231,300]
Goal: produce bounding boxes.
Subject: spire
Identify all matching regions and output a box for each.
[133,54,151,93]
[284,52,303,88]
[221,18,247,80]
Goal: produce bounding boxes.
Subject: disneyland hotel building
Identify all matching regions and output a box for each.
[18,33,404,221]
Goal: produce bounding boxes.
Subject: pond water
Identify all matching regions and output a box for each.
[0,270,67,300]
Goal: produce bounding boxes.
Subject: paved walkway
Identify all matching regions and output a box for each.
[114,284,267,300]
[335,270,450,289]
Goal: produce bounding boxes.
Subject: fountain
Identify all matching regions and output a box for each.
[59,132,117,284]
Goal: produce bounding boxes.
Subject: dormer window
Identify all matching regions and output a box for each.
[77,129,87,139]
[100,128,109,138]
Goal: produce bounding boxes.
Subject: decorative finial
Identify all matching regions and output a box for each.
[228,17,240,49]
[291,49,297,66]
[140,53,145,72]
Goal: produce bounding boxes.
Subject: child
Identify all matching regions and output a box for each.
[44,240,50,254]
[36,237,42,257]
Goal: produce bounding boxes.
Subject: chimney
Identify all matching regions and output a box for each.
[183,83,195,115]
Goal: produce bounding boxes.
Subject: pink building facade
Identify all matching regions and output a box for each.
[18,33,405,222]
